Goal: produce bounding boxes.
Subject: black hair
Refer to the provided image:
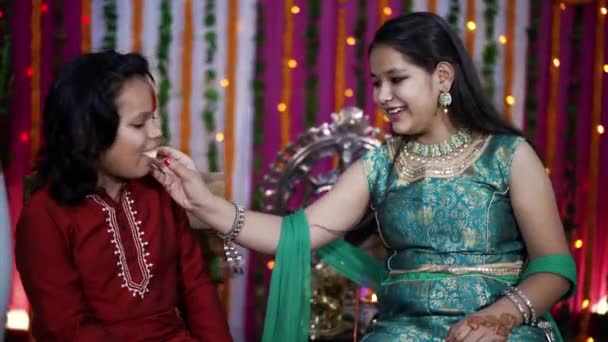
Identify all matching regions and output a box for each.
[34,50,153,205]
[368,12,526,208]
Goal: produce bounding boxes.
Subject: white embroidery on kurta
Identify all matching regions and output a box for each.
[88,192,153,298]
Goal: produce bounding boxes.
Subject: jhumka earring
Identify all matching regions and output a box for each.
[438,89,452,114]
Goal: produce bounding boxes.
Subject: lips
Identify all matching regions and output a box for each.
[384,106,407,116]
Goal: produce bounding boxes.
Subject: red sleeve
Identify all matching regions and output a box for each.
[172,201,232,342]
[15,200,118,341]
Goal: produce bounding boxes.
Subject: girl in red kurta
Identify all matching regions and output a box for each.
[15,51,232,341]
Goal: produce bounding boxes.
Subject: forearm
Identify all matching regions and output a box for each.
[190,195,283,254]
[189,194,346,254]
[484,273,570,325]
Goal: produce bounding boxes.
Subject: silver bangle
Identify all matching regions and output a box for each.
[218,202,245,275]
[512,287,537,324]
[504,288,530,324]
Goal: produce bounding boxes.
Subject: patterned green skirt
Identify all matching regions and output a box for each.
[360,273,548,341]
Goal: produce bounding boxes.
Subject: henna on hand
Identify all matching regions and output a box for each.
[465,313,518,337]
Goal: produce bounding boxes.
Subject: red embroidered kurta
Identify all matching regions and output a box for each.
[16,177,232,341]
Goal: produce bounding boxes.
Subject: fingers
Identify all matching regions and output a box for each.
[447,324,472,342]
[462,329,484,342]
[161,157,201,181]
[480,336,506,342]
[157,146,197,170]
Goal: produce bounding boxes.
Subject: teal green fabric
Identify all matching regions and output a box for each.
[262,210,311,342]
[522,254,577,298]
[358,134,557,341]
[316,238,387,292]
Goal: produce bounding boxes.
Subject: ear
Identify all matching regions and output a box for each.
[434,62,455,91]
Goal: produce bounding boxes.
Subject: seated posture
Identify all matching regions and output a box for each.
[15,51,232,341]
[152,13,576,342]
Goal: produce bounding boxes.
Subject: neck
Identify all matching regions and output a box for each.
[415,114,459,145]
[97,173,125,202]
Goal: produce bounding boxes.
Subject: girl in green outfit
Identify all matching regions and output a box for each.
[152,13,576,342]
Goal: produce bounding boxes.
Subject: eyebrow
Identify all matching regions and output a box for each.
[132,111,155,120]
[370,68,408,78]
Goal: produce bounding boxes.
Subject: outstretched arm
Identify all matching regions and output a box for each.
[152,147,371,254]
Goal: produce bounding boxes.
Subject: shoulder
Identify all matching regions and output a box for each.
[362,137,400,167]
[510,139,544,181]
[484,134,527,171]
[17,185,70,247]
[20,185,63,224]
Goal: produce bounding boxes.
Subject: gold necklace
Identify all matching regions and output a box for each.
[387,134,491,182]
[405,128,472,158]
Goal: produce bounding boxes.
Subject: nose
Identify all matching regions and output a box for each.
[148,116,163,140]
[376,82,393,105]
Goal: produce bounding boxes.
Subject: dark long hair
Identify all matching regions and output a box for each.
[368,12,526,208]
[34,50,153,205]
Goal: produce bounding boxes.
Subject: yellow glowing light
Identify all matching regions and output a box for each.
[344,88,354,97]
[267,260,275,270]
[583,299,590,309]
[499,35,507,45]
[604,64,608,73]
[575,239,583,249]
[601,7,607,15]
[467,21,477,31]
[346,37,356,46]
[287,59,297,68]
[215,132,225,142]
[383,7,392,16]
[371,293,378,303]
[598,125,605,134]
[553,58,560,67]
[560,3,566,11]
[505,96,515,106]
[220,79,229,88]
[6,309,30,331]
[545,167,551,175]
[277,103,287,112]
[291,6,300,14]
[587,338,594,342]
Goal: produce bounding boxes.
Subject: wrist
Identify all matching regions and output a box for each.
[190,193,221,223]
[486,297,525,327]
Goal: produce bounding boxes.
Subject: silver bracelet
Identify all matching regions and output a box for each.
[512,287,537,324]
[504,288,530,324]
[218,202,245,275]
[533,320,556,342]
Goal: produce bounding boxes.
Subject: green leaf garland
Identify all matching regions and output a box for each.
[447,0,461,36]
[563,5,584,238]
[354,0,367,109]
[401,0,413,14]
[156,0,172,142]
[251,2,265,210]
[481,0,498,98]
[202,0,219,172]
[101,0,117,51]
[305,0,320,128]
[525,0,541,139]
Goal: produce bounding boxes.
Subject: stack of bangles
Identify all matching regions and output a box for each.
[503,287,555,341]
[218,202,246,275]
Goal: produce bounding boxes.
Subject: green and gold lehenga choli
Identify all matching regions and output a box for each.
[262,134,576,342]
